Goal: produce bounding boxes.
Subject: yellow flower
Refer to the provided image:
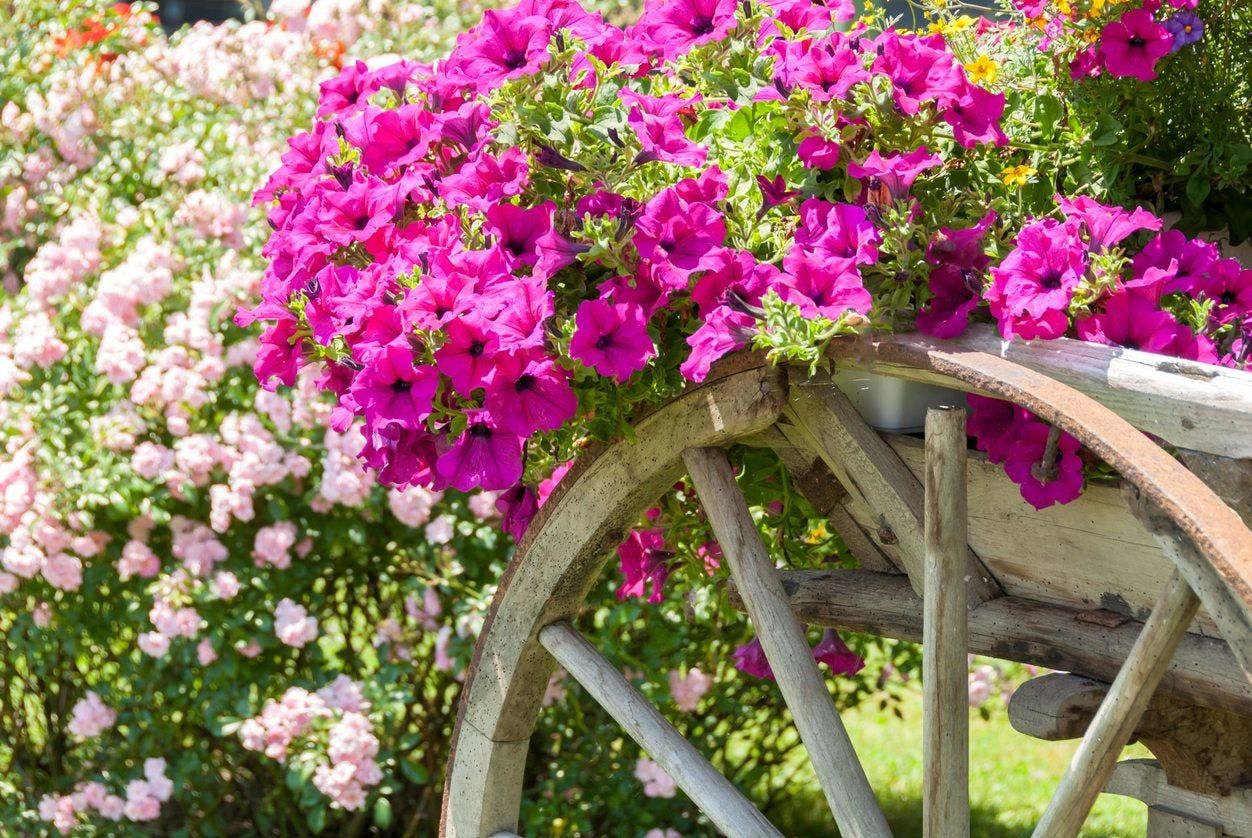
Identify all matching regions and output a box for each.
[1001,165,1038,187]
[804,522,829,544]
[965,54,999,85]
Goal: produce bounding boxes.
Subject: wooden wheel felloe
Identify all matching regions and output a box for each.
[440,333,1252,838]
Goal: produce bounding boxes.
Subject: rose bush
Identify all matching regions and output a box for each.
[1,3,919,835]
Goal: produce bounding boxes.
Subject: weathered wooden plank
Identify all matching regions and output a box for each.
[826,325,1252,459]
[754,569,1252,717]
[1008,673,1116,741]
[1033,570,1202,838]
[785,374,1002,604]
[683,447,890,838]
[444,366,786,838]
[538,622,781,838]
[1106,760,1252,838]
[883,436,1222,637]
[923,407,970,838]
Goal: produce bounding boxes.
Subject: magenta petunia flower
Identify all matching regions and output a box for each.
[486,201,556,269]
[796,134,842,170]
[943,82,1008,148]
[1099,9,1173,82]
[484,354,578,436]
[985,219,1088,341]
[349,345,440,431]
[1164,11,1204,51]
[496,484,539,541]
[349,104,433,176]
[360,424,440,489]
[630,0,738,61]
[755,175,801,217]
[760,0,855,36]
[1207,259,1252,326]
[633,185,726,287]
[446,8,554,92]
[733,637,775,680]
[846,147,942,205]
[871,31,966,116]
[1076,287,1218,362]
[599,266,673,319]
[621,90,708,168]
[253,318,302,391]
[438,147,530,212]
[778,254,873,321]
[1003,421,1084,510]
[917,213,997,339]
[680,305,756,382]
[486,274,556,350]
[771,33,869,102]
[317,60,373,118]
[690,250,778,315]
[615,529,673,603]
[789,199,881,268]
[1058,195,1162,250]
[435,315,501,396]
[436,412,526,492]
[812,629,865,676]
[569,299,656,381]
[1128,230,1218,296]
[966,394,1032,465]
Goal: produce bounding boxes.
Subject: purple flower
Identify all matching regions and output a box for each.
[318,61,373,117]
[771,33,869,102]
[1003,421,1085,510]
[1058,195,1162,250]
[847,147,942,206]
[917,213,996,339]
[569,299,656,381]
[779,254,873,321]
[680,306,756,383]
[966,394,1032,465]
[496,484,539,541]
[633,185,726,286]
[486,201,556,269]
[796,135,842,170]
[789,199,880,268]
[1207,258,1252,326]
[1099,9,1173,82]
[1163,11,1203,52]
[756,175,800,219]
[690,250,778,315]
[436,412,525,492]
[733,637,774,680]
[436,315,500,396]
[349,104,432,176]
[622,90,707,168]
[616,529,672,603]
[630,0,738,61]
[871,32,965,116]
[1076,287,1218,363]
[812,629,865,676]
[944,82,1008,149]
[1128,230,1218,296]
[438,147,530,212]
[484,354,577,436]
[985,219,1088,341]
[447,8,554,92]
[349,345,440,431]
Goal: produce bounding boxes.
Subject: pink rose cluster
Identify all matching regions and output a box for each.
[244,0,1008,541]
[239,678,382,810]
[37,758,173,835]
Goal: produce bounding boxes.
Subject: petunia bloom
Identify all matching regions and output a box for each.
[435,412,525,492]
[616,529,673,603]
[1003,422,1085,510]
[569,299,656,381]
[1099,9,1173,82]
[812,629,865,676]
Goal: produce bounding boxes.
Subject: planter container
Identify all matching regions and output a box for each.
[833,369,966,433]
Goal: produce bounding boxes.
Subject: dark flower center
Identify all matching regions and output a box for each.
[691,15,714,35]
[506,239,527,257]
[1129,35,1146,48]
[502,49,527,70]
[468,340,486,357]
[353,214,371,231]
[1039,269,1064,290]
[595,334,613,350]
[515,374,536,392]
[1221,291,1237,304]
[469,423,493,439]
[391,379,412,393]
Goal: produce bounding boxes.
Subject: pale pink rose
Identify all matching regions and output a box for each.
[0,571,17,594]
[197,638,218,666]
[253,521,298,569]
[274,598,318,648]
[668,667,712,713]
[634,758,678,798]
[118,540,160,581]
[137,631,170,658]
[33,601,52,627]
[98,794,125,820]
[425,514,455,545]
[212,570,240,600]
[67,691,117,738]
[131,442,173,481]
[41,552,82,591]
[237,639,262,658]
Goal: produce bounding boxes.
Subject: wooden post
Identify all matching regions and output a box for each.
[683,447,891,838]
[538,622,781,838]
[923,407,970,837]
[1033,569,1201,837]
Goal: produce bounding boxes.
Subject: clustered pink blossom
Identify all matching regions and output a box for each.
[634,757,678,798]
[668,667,712,712]
[275,597,320,648]
[66,691,117,739]
[38,757,172,834]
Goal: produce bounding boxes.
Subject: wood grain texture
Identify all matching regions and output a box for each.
[825,325,1252,458]
[1033,570,1202,838]
[539,622,781,838]
[753,569,1252,717]
[1106,760,1252,838]
[442,366,786,838]
[923,407,969,838]
[785,374,1002,604]
[683,447,890,838]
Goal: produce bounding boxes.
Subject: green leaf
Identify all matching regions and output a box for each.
[1092,114,1123,147]
[373,797,393,829]
[1186,173,1211,208]
[400,758,429,785]
[307,805,327,834]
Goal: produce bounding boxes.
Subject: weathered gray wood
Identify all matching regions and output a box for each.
[1009,673,1117,741]
[443,366,786,838]
[753,569,1252,717]
[785,374,1001,604]
[683,447,890,838]
[923,407,969,838]
[825,325,1252,458]
[1147,808,1222,837]
[1107,760,1252,838]
[882,435,1223,637]
[538,622,781,838]
[1034,570,1202,838]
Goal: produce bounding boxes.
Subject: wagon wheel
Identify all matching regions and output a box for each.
[440,337,1252,838]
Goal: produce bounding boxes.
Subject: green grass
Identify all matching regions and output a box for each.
[774,687,1150,836]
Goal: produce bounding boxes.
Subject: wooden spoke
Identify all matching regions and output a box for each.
[682,447,892,838]
[1033,570,1202,838]
[785,371,1002,605]
[538,622,781,838]
[923,407,970,837]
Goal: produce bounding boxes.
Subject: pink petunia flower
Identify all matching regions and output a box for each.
[435,412,525,492]
[570,299,656,381]
[1099,9,1173,82]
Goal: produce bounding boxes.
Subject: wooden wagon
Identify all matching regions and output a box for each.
[440,324,1252,837]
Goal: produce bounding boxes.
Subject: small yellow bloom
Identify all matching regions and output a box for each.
[804,522,830,544]
[1056,0,1073,16]
[965,54,999,85]
[1001,165,1038,187]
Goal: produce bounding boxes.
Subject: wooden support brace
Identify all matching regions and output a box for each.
[538,622,781,838]
[1033,570,1202,838]
[923,407,970,837]
[785,373,1001,604]
[1106,760,1252,838]
[683,447,891,838]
